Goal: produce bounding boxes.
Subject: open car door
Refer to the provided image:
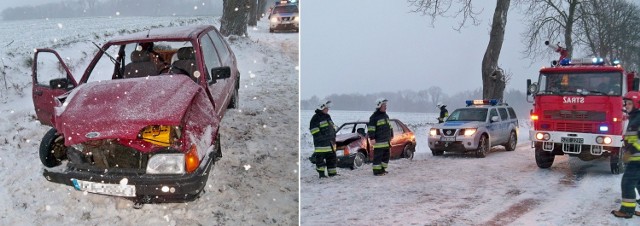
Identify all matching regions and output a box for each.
[31,49,77,126]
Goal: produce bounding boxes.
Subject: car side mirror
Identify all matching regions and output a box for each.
[49,77,69,89]
[491,116,500,123]
[527,80,538,96]
[211,66,231,80]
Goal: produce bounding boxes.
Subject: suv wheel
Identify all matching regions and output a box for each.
[475,135,488,158]
[351,152,365,170]
[504,131,517,151]
[403,145,414,160]
[610,147,625,174]
[535,145,554,168]
[39,128,66,167]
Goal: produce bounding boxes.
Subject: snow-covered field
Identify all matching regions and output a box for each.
[0,16,298,225]
[300,110,638,225]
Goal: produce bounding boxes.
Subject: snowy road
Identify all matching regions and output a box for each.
[0,17,298,225]
[300,117,637,225]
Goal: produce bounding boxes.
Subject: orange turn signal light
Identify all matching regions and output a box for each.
[185,144,200,173]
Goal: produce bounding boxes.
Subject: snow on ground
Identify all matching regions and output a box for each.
[0,16,298,225]
[300,110,638,225]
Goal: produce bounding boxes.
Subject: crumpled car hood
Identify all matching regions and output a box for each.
[55,75,202,146]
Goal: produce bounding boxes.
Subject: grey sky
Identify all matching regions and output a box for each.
[1,0,56,11]
[300,1,550,100]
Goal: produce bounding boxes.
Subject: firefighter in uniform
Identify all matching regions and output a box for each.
[437,103,448,123]
[368,98,393,176]
[612,91,640,218]
[309,100,338,178]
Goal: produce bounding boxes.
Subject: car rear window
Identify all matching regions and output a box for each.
[498,108,509,120]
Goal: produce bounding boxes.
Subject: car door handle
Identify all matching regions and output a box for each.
[34,90,43,96]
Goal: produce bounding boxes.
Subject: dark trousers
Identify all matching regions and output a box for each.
[315,151,337,176]
[372,147,390,175]
[619,161,640,214]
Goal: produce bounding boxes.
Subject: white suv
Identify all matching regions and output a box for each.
[428,100,519,158]
[269,3,299,33]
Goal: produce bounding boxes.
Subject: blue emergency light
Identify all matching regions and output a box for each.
[559,57,605,66]
[466,99,498,106]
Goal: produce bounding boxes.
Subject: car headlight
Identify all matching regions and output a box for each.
[429,128,437,136]
[270,17,278,23]
[463,128,477,136]
[335,150,344,156]
[146,154,185,174]
[294,16,300,22]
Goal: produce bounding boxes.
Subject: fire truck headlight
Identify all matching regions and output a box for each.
[604,136,612,144]
[596,136,604,144]
[599,125,609,132]
[536,132,550,141]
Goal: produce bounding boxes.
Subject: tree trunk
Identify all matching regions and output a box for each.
[258,0,268,20]
[564,0,578,57]
[248,0,258,26]
[482,0,510,101]
[220,0,249,37]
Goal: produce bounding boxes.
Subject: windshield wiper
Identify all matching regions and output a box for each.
[92,42,117,64]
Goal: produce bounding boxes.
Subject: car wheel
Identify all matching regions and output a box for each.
[402,145,414,160]
[269,28,274,33]
[475,135,488,158]
[534,145,554,168]
[228,81,239,109]
[39,128,66,167]
[431,149,444,156]
[504,131,517,151]
[610,147,625,174]
[351,152,365,170]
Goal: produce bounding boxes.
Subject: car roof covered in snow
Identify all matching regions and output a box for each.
[107,25,214,44]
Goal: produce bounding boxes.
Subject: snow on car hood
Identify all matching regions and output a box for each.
[55,75,201,146]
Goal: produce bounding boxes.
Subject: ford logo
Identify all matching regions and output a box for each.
[85,132,100,138]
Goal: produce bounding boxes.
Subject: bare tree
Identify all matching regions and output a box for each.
[409,0,511,100]
[577,0,640,71]
[248,0,258,26]
[427,86,442,106]
[521,0,581,61]
[220,0,249,37]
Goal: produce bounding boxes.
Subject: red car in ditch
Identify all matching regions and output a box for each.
[32,25,239,205]
[333,119,416,169]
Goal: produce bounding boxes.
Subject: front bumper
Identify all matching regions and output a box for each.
[529,129,623,155]
[270,21,299,30]
[43,152,215,203]
[428,135,479,152]
[335,154,356,167]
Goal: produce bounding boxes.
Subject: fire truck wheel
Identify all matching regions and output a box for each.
[535,146,554,168]
[610,148,625,174]
[475,135,488,158]
[504,131,517,151]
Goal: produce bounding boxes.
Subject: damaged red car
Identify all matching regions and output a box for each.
[32,25,239,205]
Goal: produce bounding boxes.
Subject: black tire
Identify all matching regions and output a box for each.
[504,131,517,151]
[269,28,274,33]
[214,134,222,162]
[402,145,414,160]
[610,147,625,174]
[351,152,365,170]
[431,149,444,156]
[39,128,66,167]
[228,81,239,109]
[475,135,488,158]
[535,145,555,168]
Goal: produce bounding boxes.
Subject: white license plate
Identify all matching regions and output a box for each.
[561,137,584,144]
[71,179,136,197]
[440,137,456,142]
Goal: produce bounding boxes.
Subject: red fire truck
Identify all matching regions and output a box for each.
[526,41,637,174]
